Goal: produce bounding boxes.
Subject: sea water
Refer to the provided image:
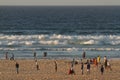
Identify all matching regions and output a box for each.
[0,6,120,59]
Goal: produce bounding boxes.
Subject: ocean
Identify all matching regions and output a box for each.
[0,6,120,59]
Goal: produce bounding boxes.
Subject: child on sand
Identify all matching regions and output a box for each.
[100,65,104,75]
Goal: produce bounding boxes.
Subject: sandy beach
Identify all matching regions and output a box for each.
[0,58,120,80]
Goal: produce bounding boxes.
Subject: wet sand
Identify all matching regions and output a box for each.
[0,59,120,80]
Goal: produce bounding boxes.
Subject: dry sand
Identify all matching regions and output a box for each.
[0,59,120,80]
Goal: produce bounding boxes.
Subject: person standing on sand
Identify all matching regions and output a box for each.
[94,57,98,67]
[100,65,104,75]
[15,62,19,74]
[81,62,84,75]
[97,55,101,64]
[35,60,39,70]
[87,62,90,74]
[54,60,57,72]
[104,56,107,69]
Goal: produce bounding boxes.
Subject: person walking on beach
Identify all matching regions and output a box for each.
[33,52,37,60]
[100,65,104,75]
[81,62,84,75]
[5,52,8,60]
[15,62,19,74]
[82,51,86,59]
[54,60,57,72]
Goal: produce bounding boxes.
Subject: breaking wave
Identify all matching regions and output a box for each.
[0,34,120,51]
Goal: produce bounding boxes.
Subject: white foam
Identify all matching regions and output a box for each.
[0,34,120,51]
[38,35,46,40]
[39,40,59,45]
[25,41,32,45]
[82,40,95,45]
[50,34,72,39]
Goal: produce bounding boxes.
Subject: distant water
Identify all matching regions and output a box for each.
[0,6,120,59]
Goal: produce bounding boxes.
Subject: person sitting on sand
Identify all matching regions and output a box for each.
[69,60,75,75]
[68,67,75,75]
[10,53,14,60]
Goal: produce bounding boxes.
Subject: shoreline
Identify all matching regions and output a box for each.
[1,56,120,61]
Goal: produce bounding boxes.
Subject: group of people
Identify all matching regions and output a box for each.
[5,52,14,60]
[68,59,91,75]
[5,51,112,75]
[68,51,112,75]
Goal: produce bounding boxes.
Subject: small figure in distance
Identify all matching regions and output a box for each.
[35,60,39,70]
[5,52,8,60]
[104,56,107,69]
[15,62,19,74]
[81,62,84,75]
[68,67,75,75]
[33,52,37,60]
[107,61,112,71]
[100,65,104,75]
[87,61,90,74]
[54,60,57,72]
[69,60,75,75]
[82,51,86,59]
[10,53,14,60]
[97,55,101,64]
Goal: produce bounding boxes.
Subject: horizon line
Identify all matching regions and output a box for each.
[0,5,120,7]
